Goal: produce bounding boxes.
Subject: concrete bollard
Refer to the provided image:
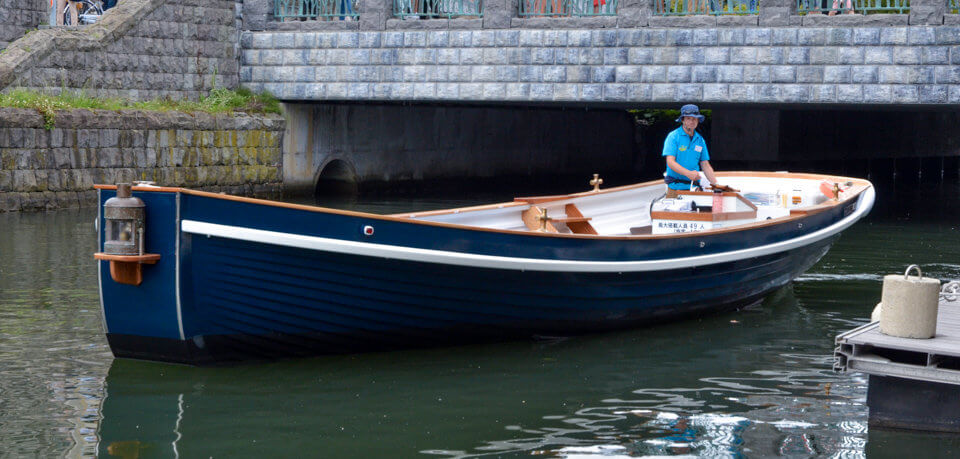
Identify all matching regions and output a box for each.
[879,265,941,339]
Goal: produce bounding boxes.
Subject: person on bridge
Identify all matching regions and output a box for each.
[662,104,721,199]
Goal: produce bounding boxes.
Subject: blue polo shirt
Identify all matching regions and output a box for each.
[662,126,710,190]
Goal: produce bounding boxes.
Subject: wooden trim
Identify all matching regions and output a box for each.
[89,173,869,240]
[564,204,598,235]
[94,253,161,286]
[731,192,758,211]
[651,211,715,221]
[109,261,144,286]
[94,253,161,264]
[521,206,558,233]
[94,171,869,203]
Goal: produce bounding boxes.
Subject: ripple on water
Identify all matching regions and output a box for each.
[0,209,111,457]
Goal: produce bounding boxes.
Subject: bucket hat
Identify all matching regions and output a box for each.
[675,104,705,123]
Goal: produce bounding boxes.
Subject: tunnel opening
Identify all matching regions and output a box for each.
[315,159,359,197]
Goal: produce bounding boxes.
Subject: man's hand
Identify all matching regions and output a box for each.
[686,171,699,181]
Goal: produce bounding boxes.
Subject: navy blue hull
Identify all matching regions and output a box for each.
[97,183,870,365]
[119,234,834,364]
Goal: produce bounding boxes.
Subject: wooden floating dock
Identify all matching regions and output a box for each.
[835,299,960,432]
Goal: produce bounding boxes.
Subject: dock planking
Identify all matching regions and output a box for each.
[835,300,960,385]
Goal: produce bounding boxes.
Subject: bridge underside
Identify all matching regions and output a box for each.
[282,101,960,197]
[281,101,639,195]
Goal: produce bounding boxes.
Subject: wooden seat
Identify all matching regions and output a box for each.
[562,204,597,235]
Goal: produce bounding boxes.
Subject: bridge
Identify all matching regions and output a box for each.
[239,0,960,106]
[236,0,960,192]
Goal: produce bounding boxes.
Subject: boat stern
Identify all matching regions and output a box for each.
[96,185,189,363]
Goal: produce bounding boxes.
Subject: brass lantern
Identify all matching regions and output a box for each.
[104,183,146,255]
[96,183,159,286]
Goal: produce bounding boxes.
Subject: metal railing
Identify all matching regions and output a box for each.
[274,0,360,20]
[394,0,483,17]
[797,0,909,14]
[653,0,757,15]
[518,0,618,17]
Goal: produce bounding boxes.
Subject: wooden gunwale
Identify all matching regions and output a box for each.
[93,172,870,241]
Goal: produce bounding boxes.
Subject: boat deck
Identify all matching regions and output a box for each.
[835,299,960,385]
[396,173,872,237]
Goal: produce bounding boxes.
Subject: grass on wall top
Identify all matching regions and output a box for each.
[0,88,282,129]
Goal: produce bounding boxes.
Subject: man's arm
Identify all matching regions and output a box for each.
[700,160,719,185]
[667,156,700,181]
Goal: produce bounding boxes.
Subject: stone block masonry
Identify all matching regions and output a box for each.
[241,26,960,105]
[0,108,285,212]
[0,0,47,51]
[1,0,240,101]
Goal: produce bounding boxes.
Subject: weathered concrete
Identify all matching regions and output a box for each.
[281,102,636,194]
[0,108,284,212]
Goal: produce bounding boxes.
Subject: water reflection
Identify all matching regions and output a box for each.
[93,284,874,458]
[0,209,111,457]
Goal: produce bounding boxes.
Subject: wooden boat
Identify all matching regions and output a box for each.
[94,172,874,365]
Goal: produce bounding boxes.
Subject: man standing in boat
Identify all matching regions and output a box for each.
[662,104,720,198]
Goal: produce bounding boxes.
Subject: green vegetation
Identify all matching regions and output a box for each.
[0,88,281,130]
[629,108,712,126]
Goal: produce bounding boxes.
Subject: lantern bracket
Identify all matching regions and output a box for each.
[94,252,161,286]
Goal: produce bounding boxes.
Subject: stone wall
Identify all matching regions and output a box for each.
[0,108,284,212]
[241,26,960,105]
[0,0,240,101]
[0,0,47,50]
[0,0,47,51]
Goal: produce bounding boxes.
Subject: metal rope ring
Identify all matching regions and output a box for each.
[904,264,922,280]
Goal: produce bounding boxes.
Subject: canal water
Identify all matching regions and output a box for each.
[2,178,960,458]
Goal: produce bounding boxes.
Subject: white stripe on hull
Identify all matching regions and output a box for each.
[97,189,109,334]
[175,193,185,340]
